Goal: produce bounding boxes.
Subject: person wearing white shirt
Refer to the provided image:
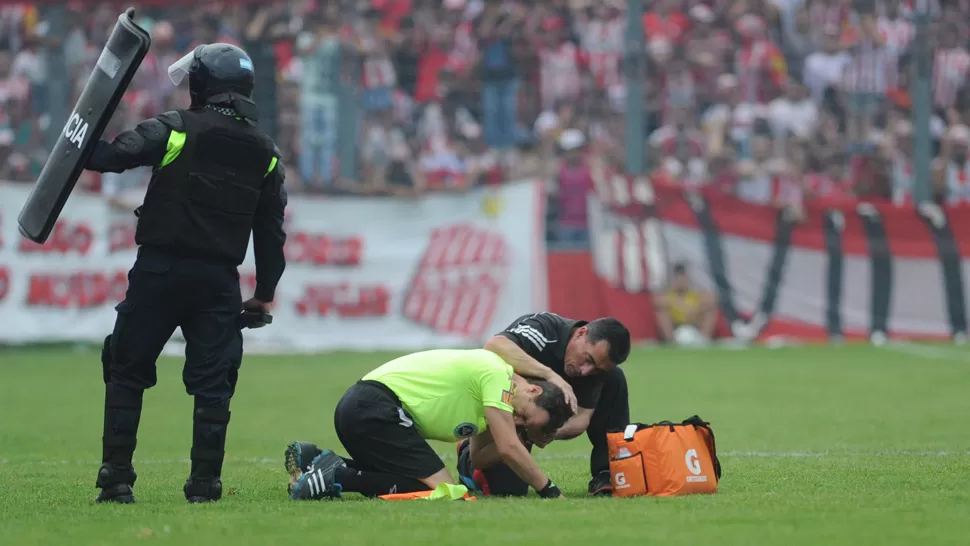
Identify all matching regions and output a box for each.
[768,81,819,141]
[803,27,851,102]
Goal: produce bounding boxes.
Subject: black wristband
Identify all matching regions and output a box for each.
[538,479,561,498]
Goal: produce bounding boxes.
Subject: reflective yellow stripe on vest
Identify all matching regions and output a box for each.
[161,130,186,168]
[160,128,278,176]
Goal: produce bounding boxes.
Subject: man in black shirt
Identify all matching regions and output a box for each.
[460,312,631,496]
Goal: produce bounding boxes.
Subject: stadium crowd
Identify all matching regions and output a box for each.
[1,0,970,246]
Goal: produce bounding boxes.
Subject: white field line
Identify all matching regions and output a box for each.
[1,450,966,467]
[880,342,970,361]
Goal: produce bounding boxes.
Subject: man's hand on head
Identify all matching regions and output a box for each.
[545,373,577,413]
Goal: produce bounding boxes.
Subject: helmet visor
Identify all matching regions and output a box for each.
[167,50,196,86]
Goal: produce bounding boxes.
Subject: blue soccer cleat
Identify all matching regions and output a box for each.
[289,450,346,501]
[284,441,323,493]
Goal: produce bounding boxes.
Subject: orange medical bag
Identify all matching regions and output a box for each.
[606,415,721,497]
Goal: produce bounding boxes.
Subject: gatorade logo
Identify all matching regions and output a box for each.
[63,112,89,149]
[685,449,701,475]
[685,449,708,482]
[614,472,629,489]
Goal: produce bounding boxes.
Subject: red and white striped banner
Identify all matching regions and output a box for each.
[589,178,970,342]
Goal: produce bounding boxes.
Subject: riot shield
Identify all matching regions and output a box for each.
[17,8,151,244]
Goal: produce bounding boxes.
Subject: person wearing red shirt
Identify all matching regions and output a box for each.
[642,0,690,45]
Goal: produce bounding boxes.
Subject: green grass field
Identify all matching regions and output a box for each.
[1,344,969,545]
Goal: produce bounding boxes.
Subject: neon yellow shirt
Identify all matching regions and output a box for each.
[362,349,515,443]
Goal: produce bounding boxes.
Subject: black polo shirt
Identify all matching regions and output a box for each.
[496,312,605,410]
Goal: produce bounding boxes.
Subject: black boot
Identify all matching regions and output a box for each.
[96,383,143,503]
[185,404,231,503]
[95,463,137,504]
[184,476,223,503]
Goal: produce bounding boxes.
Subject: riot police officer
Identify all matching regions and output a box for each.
[85,43,287,504]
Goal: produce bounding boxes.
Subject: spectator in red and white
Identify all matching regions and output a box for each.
[803,25,851,102]
[932,23,970,113]
[877,0,914,58]
[579,0,624,98]
[537,16,583,112]
[685,4,731,105]
[734,14,788,105]
[553,128,594,247]
[840,11,891,150]
[643,0,690,46]
[416,92,472,191]
[350,6,398,114]
[933,123,970,205]
[445,1,479,72]
[887,118,914,205]
[397,17,446,105]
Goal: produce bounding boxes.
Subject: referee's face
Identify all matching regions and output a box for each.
[511,385,551,431]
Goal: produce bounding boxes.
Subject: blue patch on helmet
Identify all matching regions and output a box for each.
[239,58,253,71]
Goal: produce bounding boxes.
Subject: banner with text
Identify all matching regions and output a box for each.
[589,176,970,342]
[0,180,546,350]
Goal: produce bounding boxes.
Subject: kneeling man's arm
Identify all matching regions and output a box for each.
[554,407,594,441]
[468,428,502,469]
[484,406,563,498]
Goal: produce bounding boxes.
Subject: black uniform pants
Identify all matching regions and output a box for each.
[458,367,630,496]
[100,246,242,484]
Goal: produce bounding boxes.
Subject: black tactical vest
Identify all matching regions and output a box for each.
[135,108,275,265]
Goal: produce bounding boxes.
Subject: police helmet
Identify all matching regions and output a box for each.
[167,43,259,121]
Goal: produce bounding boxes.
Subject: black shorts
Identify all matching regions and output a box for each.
[333,380,445,480]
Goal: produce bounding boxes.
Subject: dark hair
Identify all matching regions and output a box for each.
[528,380,574,433]
[673,262,687,275]
[587,317,631,366]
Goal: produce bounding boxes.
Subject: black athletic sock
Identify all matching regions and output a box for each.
[333,466,430,498]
